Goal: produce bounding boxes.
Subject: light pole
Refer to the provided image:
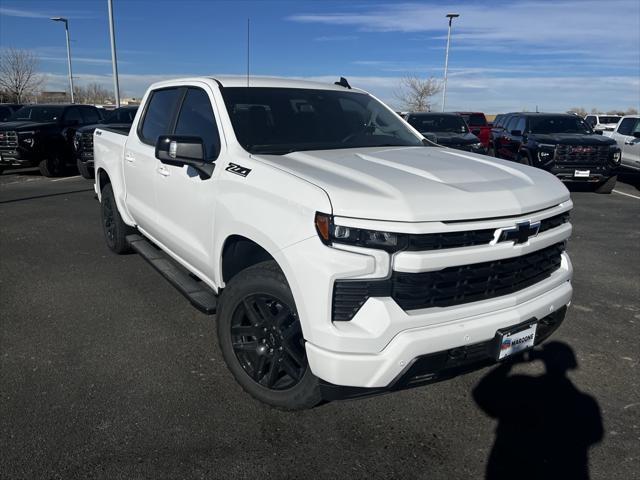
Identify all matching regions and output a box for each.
[51,17,75,103]
[441,13,459,112]
[107,0,120,107]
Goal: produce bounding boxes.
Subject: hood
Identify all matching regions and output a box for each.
[254,146,569,222]
[425,131,479,146]
[530,133,616,146]
[76,122,132,134]
[0,120,58,131]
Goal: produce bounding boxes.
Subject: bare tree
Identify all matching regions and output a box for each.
[626,107,639,115]
[394,75,442,112]
[0,48,44,103]
[74,82,112,104]
[568,107,587,117]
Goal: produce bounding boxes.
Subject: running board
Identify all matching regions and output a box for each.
[127,234,218,314]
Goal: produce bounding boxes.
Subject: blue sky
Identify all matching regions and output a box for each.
[1,0,639,113]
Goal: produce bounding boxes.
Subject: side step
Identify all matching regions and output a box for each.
[127,234,218,314]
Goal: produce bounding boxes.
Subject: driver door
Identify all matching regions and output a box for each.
[153,85,224,279]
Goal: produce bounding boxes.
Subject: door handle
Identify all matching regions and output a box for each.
[125,152,135,163]
[157,166,170,177]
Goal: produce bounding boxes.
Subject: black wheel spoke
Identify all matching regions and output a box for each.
[283,342,304,366]
[231,325,263,338]
[281,354,301,381]
[283,321,301,343]
[254,298,275,323]
[242,299,264,326]
[232,340,259,353]
[264,352,281,388]
[252,354,267,381]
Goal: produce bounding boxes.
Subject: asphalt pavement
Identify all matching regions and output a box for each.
[1,168,639,479]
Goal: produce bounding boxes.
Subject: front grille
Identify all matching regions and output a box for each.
[555,145,609,165]
[80,132,94,160]
[407,229,495,251]
[0,131,18,148]
[332,243,564,321]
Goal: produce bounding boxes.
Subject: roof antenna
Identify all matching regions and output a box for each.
[246,18,250,88]
[335,77,351,89]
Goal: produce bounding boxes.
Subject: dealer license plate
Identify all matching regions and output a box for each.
[495,321,537,360]
[574,169,590,178]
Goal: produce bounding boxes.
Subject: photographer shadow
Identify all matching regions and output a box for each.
[473,342,603,480]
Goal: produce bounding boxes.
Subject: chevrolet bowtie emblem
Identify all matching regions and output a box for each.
[499,221,541,244]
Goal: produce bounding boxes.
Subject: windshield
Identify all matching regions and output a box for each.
[598,116,620,124]
[459,113,487,127]
[220,87,424,155]
[407,114,468,134]
[103,107,137,124]
[9,106,64,122]
[529,116,592,134]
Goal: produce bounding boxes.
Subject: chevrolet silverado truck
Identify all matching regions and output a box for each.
[0,104,102,176]
[604,115,640,171]
[94,77,574,410]
[488,113,621,193]
[74,106,138,179]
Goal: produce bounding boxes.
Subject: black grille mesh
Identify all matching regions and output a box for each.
[332,243,564,321]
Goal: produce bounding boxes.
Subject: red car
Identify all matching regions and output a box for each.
[455,112,491,148]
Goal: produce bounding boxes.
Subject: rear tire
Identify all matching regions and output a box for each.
[595,175,617,194]
[217,260,321,410]
[77,158,94,179]
[100,183,134,254]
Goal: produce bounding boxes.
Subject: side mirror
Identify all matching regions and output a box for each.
[423,133,438,144]
[633,131,640,138]
[510,130,522,136]
[155,135,214,179]
[471,129,481,136]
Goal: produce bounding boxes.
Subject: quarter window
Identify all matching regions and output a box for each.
[139,88,182,144]
[174,88,221,161]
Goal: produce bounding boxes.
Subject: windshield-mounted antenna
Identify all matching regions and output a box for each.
[246,18,250,88]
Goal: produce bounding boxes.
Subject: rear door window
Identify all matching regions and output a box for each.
[63,107,83,125]
[139,87,182,144]
[617,118,638,136]
[81,107,101,124]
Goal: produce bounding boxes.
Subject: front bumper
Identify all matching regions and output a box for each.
[307,265,572,388]
[551,165,618,182]
[0,147,37,166]
[320,306,567,399]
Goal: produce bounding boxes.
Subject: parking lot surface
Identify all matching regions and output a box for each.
[1,169,639,479]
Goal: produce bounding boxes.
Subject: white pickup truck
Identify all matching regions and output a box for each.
[604,115,640,171]
[94,76,573,409]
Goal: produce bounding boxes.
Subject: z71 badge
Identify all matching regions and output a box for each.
[225,163,252,177]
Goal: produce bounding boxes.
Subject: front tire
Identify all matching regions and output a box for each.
[217,261,321,410]
[77,158,94,179]
[100,183,134,254]
[38,154,64,177]
[595,175,617,194]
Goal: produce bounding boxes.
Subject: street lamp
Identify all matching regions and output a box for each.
[107,0,121,107]
[51,17,75,103]
[441,13,459,112]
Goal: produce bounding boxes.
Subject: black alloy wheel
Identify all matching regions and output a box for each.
[231,293,306,390]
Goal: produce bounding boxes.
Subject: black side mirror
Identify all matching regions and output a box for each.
[510,130,522,136]
[155,135,214,179]
[633,131,640,138]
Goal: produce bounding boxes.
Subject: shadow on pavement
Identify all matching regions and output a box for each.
[0,188,93,205]
[473,341,603,480]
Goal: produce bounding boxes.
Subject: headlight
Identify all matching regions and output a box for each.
[470,142,483,149]
[18,131,35,148]
[611,150,621,163]
[73,137,80,150]
[315,212,406,252]
[537,148,554,161]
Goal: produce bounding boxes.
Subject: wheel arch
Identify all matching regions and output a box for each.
[220,234,279,285]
